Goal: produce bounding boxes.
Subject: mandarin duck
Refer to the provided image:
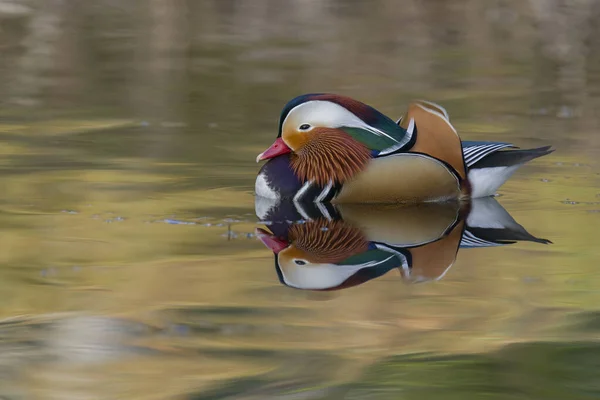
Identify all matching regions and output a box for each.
[256,94,553,203]
[255,195,550,291]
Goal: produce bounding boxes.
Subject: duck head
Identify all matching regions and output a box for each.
[256,94,416,186]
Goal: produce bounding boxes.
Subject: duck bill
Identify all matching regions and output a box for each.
[255,228,288,254]
[256,137,291,162]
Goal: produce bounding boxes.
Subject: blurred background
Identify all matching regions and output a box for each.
[0,0,599,399]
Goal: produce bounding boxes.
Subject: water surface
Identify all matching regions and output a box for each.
[1,1,600,398]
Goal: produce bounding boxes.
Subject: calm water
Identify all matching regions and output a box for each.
[1,1,600,398]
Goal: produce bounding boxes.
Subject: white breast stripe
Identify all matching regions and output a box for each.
[293,181,313,203]
[292,181,313,221]
[315,180,333,203]
[293,202,311,221]
[316,202,332,221]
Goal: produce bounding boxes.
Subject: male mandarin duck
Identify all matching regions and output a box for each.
[254,196,550,291]
[256,93,553,203]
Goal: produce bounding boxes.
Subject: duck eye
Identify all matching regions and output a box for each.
[299,124,311,131]
[294,259,307,265]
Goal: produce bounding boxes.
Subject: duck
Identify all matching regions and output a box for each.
[256,93,553,203]
[254,195,550,291]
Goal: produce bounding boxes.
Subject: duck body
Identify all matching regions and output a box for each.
[255,143,553,203]
[256,94,553,204]
[332,153,461,203]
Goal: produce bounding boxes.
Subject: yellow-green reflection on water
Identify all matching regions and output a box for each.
[1,0,600,398]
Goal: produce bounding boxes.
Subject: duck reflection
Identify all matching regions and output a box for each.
[255,196,550,290]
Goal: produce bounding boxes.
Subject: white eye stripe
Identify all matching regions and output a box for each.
[283,100,398,142]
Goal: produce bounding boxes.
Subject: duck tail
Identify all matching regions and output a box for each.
[464,144,554,198]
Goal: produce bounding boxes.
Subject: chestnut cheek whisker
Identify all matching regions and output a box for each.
[291,129,371,187]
